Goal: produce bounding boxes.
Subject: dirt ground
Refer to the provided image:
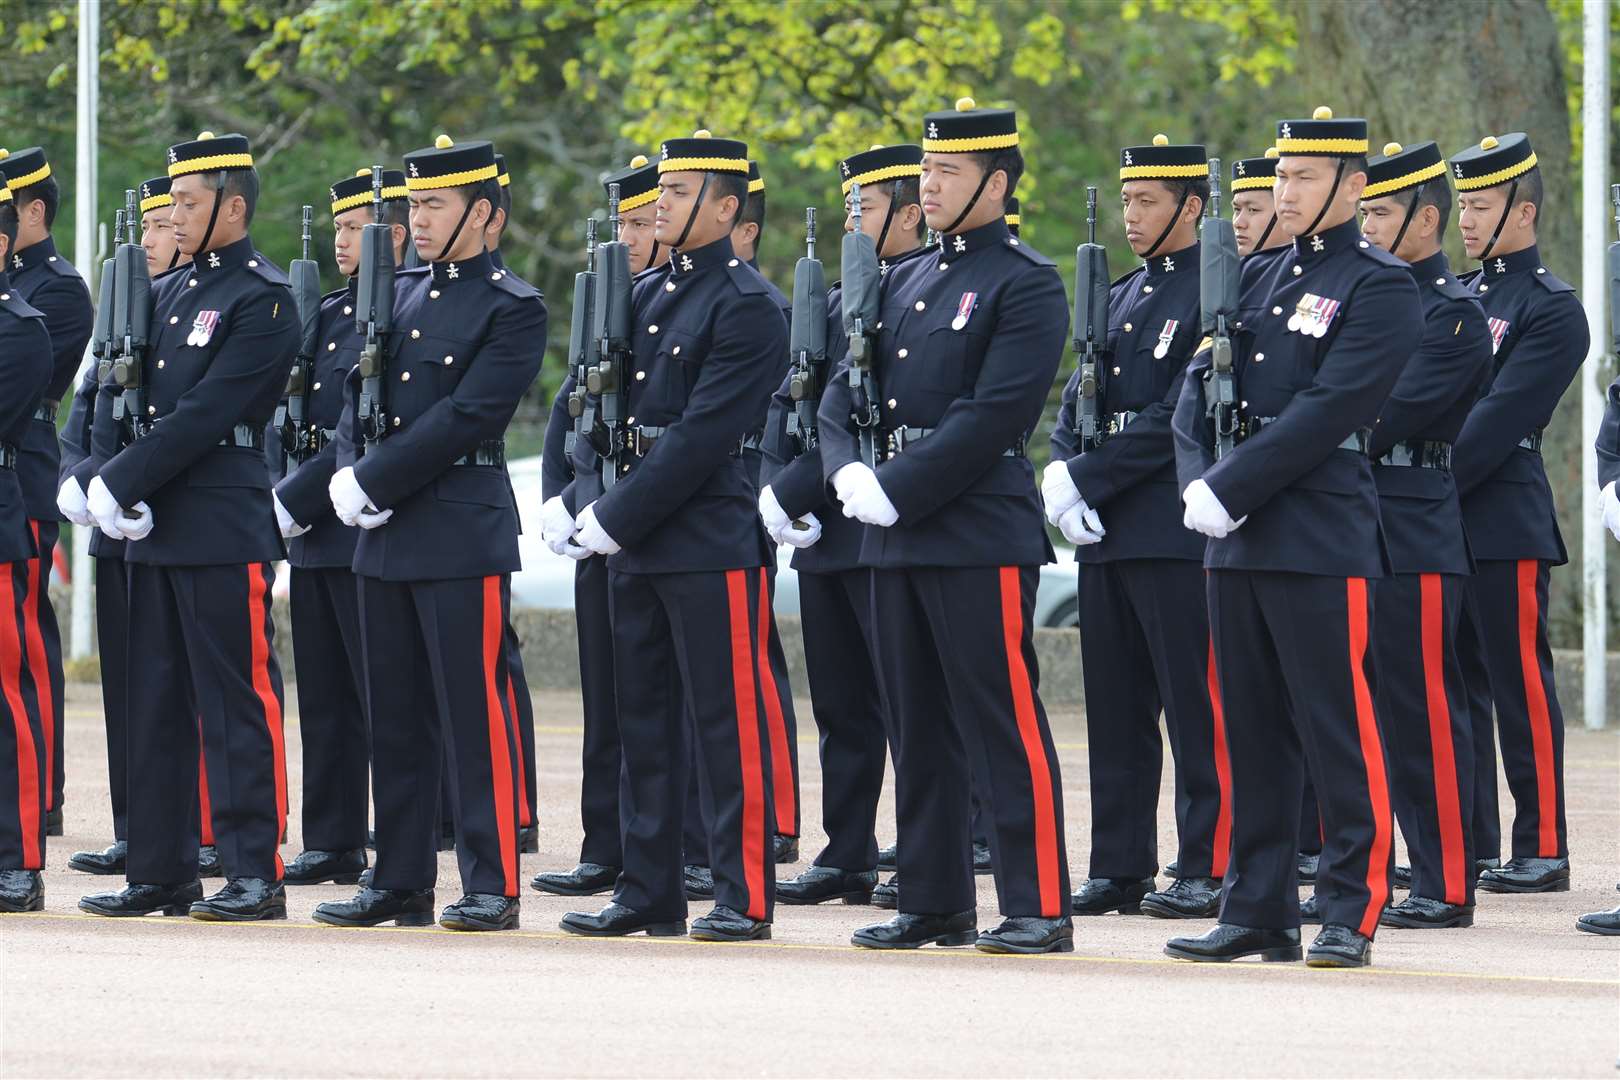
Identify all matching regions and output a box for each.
[2,686,1616,1078]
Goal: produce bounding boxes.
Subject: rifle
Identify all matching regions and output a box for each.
[1200,158,1242,460]
[1072,186,1109,450]
[354,166,395,450]
[91,210,120,387]
[564,217,599,458]
[110,192,153,437]
[277,205,321,468]
[842,182,883,467]
[786,207,827,453]
[588,182,632,489]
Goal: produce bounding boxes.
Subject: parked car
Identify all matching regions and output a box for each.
[508,454,1083,628]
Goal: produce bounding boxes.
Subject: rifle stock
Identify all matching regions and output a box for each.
[786,206,827,452]
[841,183,882,467]
[588,183,632,488]
[1073,185,1109,451]
[354,166,395,449]
[1199,158,1242,460]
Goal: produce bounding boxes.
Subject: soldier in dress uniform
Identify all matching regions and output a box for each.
[78,132,297,922]
[818,97,1074,954]
[1355,140,1492,930]
[1167,107,1422,968]
[532,154,663,899]
[0,146,92,837]
[0,177,53,912]
[1447,133,1586,894]
[310,135,546,932]
[1045,136,1233,921]
[557,130,784,943]
[271,169,410,887]
[762,143,930,907]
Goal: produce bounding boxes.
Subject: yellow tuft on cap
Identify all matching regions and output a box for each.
[1152,133,1169,147]
[0,149,9,161]
[1383,142,1402,157]
[869,144,885,151]
[198,131,215,140]
[1480,135,1499,150]
[629,154,649,168]
[1264,147,1279,158]
[434,134,454,149]
[956,96,975,111]
[693,129,712,138]
[355,168,370,177]
[1312,106,1333,121]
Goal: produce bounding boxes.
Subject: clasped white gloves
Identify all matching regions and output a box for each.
[1182,478,1245,539]
[1057,502,1106,545]
[86,475,152,541]
[1041,460,1081,522]
[831,463,898,527]
[758,485,823,548]
[57,476,92,527]
[1603,481,1620,543]
[575,502,621,556]
[541,495,591,559]
[329,466,392,529]
[273,491,309,539]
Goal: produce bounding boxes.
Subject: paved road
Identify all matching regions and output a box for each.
[3,687,1616,1077]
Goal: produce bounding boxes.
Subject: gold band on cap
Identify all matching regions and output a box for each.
[1274,136,1368,155]
[1362,160,1448,200]
[1118,163,1210,181]
[1229,176,1276,192]
[1004,213,1021,226]
[840,163,923,196]
[5,163,50,189]
[1454,150,1539,192]
[168,152,254,178]
[921,132,1019,153]
[331,185,409,215]
[747,178,765,193]
[657,156,749,174]
[139,193,174,214]
[618,188,658,212]
[405,163,499,191]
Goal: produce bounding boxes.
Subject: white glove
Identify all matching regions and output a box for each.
[1042,459,1082,525]
[1057,502,1106,545]
[1182,478,1246,539]
[575,502,621,555]
[561,540,594,560]
[778,511,823,549]
[114,501,154,542]
[329,466,378,527]
[1603,481,1620,544]
[86,475,123,539]
[355,507,393,530]
[541,496,578,555]
[758,485,793,540]
[57,476,93,527]
[831,462,899,527]
[273,491,309,539]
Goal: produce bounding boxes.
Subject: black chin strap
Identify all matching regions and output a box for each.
[196,171,226,256]
[942,165,996,236]
[1300,159,1349,242]
[1478,178,1519,262]
[435,193,484,264]
[671,173,714,252]
[1390,180,1426,258]
[645,240,661,272]
[875,195,899,259]
[1256,213,1278,251]
[1142,187,1193,260]
[166,247,180,271]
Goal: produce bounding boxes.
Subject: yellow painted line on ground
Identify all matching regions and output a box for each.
[5,910,1612,990]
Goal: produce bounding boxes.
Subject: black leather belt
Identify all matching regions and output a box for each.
[33,401,57,423]
[1376,440,1452,470]
[0,442,14,469]
[1518,430,1543,453]
[220,423,265,451]
[452,439,506,467]
[289,426,334,465]
[1242,416,1368,454]
[624,425,745,459]
[882,425,1026,461]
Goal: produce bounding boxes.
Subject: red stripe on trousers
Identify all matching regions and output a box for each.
[725,570,767,920]
[24,522,53,812]
[197,741,216,847]
[998,567,1061,917]
[247,565,287,877]
[1346,578,1392,938]
[1515,560,1559,856]
[480,577,519,895]
[1419,575,1467,904]
[0,570,41,868]
[755,568,796,837]
[504,679,532,828]
[1205,637,1233,879]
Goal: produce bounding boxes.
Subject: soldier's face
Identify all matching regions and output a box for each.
[620,205,660,273]
[1456,186,1533,259]
[1120,179,1193,257]
[1274,157,1364,236]
[169,173,236,255]
[919,153,1004,233]
[409,189,489,262]
[141,209,180,275]
[332,207,369,278]
[654,172,736,248]
[1358,194,1418,259]
[1231,190,1274,256]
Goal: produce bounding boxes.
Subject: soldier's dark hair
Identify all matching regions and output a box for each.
[968,146,1024,206]
[1390,177,1453,241]
[881,176,925,240]
[11,174,60,230]
[200,168,260,224]
[737,190,765,237]
[452,177,501,224]
[1517,165,1544,220]
[711,173,749,224]
[1345,154,1369,178]
[1157,177,1211,216]
[0,202,18,254]
[497,182,513,226]
[381,198,410,232]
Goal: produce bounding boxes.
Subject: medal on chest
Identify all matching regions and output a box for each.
[1153,319,1179,360]
[186,310,221,347]
[1285,293,1339,339]
[1487,316,1511,354]
[951,291,977,331]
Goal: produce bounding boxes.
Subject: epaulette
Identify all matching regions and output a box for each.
[246,252,290,287]
[1111,264,1145,289]
[1458,267,1484,287]
[1430,274,1476,303]
[1354,240,1407,270]
[488,267,542,300]
[725,258,770,297]
[41,256,83,280]
[1004,236,1056,268]
[1531,266,1575,295]
[319,285,350,305]
[0,291,44,321]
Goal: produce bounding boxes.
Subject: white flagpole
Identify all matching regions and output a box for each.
[1579,0,1609,729]
[69,0,97,660]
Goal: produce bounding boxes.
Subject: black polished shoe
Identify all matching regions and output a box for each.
[518,825,539,854]
[871,873,899,909]
[559,902,686,938]
[972,840,993,875]
[1164,861,1181,879]
[1165,922,1302,962]
[773,834,800,864]
[852,910,977,949]
[283,848,367,886]
[778,865,877,905]
[1475,857,1500,878]
[976,915,1073,954]
[45,806,63,837]
[1307,922,1372,967]
[79,880,203,917]
[1380,895,1474,929]
[1299,894,1322,924]
[530,862,619,896]
[440,893,519,931]
[1392,864,1412,890]
[190,878,287,922]
[691,905,771,941]
[68,840,128,876]
[1141,876,1220,919]
[1478,856,1570,894]
[0,869,44,912]
[359,867,374,888]
[877,844,898,872]
[1297,852,1319,884]
[312,887,435,927]
[197,846,223,879]
[1070,877,1153,916]
[683,864,715,900]
[1576,905,1620,936]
